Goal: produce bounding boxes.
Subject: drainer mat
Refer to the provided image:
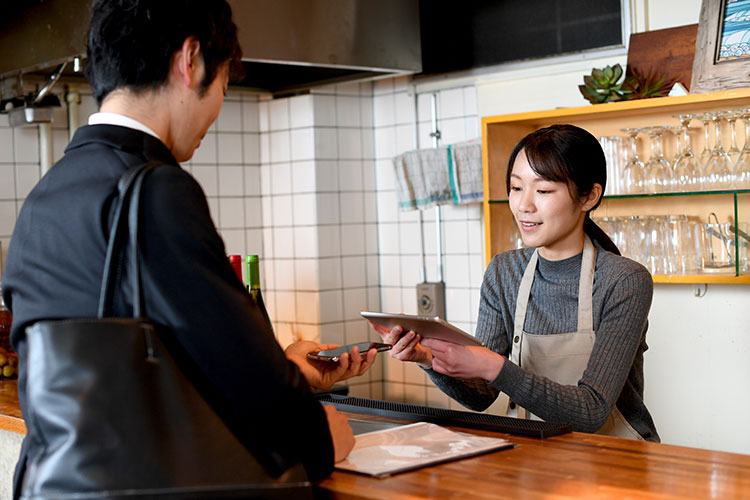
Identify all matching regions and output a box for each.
[317,394,571,438]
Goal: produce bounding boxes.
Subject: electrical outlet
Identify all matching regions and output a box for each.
[416,282,446,318]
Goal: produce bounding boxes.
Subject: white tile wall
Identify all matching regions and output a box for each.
[0,130,14,162]
[372,81,487,409]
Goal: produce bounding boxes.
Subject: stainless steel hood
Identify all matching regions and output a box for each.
[0,0,421,98]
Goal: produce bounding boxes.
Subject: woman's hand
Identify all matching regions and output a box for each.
[285,340,377,391]
[323,405,355,462]
[368,321,433,368]
[421,338,504,381]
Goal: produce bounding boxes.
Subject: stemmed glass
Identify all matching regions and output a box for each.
[664,126,683,191]
[643,126,673,193]
[703,111,734,190]
[734,108,750,189]
[672,114,701,192]
[621,127,646,194]
[697,112,714,168]
[725,110,742,165]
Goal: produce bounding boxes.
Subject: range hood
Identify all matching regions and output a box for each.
[0,0,421,99]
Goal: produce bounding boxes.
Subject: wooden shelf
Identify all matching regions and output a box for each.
[653,274,750,284]
[481,89,750,284]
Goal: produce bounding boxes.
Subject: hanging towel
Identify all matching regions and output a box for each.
[448,140,484,205]
[393,139,484,211]
[393,148,452,211]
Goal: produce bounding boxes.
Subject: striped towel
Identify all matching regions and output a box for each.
[393,140,483,211]
[448,141,484,205]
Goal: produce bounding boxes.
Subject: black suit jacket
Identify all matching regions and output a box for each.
[2,125,334,489]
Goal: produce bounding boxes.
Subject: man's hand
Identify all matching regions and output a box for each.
[285,340,377,391]
[323,405,355,462]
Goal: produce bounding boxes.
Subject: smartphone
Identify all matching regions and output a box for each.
[307,342,392,362]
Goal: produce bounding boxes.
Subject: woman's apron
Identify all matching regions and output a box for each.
[505,236,643,440]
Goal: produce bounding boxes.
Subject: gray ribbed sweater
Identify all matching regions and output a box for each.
[426,241,660,441]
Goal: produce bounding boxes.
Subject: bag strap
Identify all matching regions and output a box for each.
[98,162,162,318]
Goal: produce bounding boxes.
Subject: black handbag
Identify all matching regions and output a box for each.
[20,163,312,499]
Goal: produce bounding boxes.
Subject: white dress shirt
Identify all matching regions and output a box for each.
[88,112,161,142]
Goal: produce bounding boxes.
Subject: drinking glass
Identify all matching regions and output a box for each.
[672,113,702,192]
[733,108,750,189]
[703,112,734,190]
[610,216,627,256]
[725,110,742,165]
[599,136,627,195]
[701,217,736,273]
[645,215,671,274]
[593,216,614,241]
[643,126,673,193]
[667,214,694,274]
[735,222,750,273]
[624,215,647,266]
[697,112,714,168]
[664,126,683,191]
[594,216,623,254]
[621,127,646,194]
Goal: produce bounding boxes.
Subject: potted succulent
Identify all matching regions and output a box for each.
[579,64,677,104]
[578,64,632,104]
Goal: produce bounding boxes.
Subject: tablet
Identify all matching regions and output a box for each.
[361,311,484,347]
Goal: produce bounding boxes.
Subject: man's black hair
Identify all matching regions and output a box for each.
[85,0,242,105]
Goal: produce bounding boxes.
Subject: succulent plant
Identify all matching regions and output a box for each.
[578,64,632,104]
[621,68,678,100]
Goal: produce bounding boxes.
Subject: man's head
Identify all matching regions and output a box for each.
[85,0,242,106]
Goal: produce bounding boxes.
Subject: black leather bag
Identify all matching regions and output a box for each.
[20,164,311,499]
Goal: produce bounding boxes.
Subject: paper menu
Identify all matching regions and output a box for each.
[335,422,514,478]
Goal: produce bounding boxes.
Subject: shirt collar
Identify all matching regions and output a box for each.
[88,112,161,142]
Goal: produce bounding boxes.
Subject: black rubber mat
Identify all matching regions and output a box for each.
[317,394,572,438]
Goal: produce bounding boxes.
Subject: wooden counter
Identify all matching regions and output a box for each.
[2,380,750,499]
[318,423,750,499]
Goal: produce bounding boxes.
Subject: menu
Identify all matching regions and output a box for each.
[335,422,514,478]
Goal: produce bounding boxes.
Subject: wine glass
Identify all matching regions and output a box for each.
[703,111,734,190]
[672,113,701,192]
[663,126,683,191]
[643,126,673,193]
[620,127,646,194]
[697,112,714,168]
[733,108,750,189]
[725,110,742,165]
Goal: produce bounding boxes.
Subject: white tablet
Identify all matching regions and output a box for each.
[361,311,484,347]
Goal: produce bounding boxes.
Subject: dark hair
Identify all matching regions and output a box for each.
[85,0,243,105]
[505,124,620,255]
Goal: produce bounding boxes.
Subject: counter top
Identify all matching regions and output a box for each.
[320,413,750,499]
[2,381,749,498]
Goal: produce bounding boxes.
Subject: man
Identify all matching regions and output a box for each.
[2,0,374,496]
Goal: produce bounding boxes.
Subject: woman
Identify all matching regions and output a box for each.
[374,124,659,441]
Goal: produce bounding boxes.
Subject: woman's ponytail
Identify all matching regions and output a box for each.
[584,215,620,255]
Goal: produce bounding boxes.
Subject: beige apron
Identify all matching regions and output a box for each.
[506,236,643,440]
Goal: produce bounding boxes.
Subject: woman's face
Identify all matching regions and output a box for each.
[508,149,594,260]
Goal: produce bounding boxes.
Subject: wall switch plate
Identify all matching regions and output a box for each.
[416,281,446,318]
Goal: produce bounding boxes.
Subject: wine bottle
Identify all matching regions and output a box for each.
[246,255,273,331]
[228,255,243,284]
[0,286,13,353]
